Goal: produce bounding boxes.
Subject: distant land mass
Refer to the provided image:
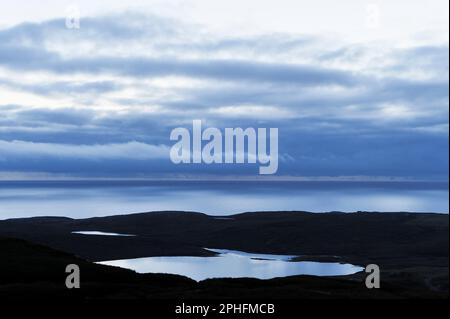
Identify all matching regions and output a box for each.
[0,211,448,299]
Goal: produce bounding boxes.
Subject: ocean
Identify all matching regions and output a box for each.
[0,180,448,219]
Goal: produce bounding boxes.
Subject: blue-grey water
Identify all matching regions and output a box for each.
[98,248,364,281]
[0,180,448,219]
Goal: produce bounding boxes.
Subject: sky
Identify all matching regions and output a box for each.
[0,0,448,180]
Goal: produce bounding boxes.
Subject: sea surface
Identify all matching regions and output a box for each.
[98,248,364,281]
[0,180,448,219]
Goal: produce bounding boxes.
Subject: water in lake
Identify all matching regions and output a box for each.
[72,231,135,236]
[0,180,448,219]
[98,248,364,281]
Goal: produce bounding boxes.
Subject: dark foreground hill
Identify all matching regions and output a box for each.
[0,236,446,299]
[0,211,448,298]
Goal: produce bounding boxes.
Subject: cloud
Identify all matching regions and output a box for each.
[208,105,294,119]
[0,11,448,179]
[0,140,169,160]
[0,45,360,87]
[0,77,120,96]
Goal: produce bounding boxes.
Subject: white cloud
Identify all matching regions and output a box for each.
[209,105,294,119]
[1,0,448,44]
[0,140,170,160]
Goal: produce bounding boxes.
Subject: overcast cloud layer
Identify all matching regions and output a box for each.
[0,8,448,180]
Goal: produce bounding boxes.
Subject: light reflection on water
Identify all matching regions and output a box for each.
[0,181,448,219]
[72,231,135,236]
[98,248,364,281]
